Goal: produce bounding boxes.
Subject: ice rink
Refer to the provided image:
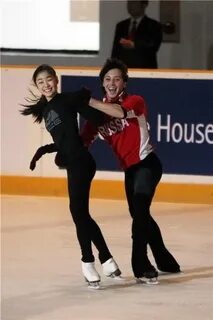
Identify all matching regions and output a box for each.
[1,195,213,320]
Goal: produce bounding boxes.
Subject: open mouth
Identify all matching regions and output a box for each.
[108,88,117,95]
[44,89,53,94]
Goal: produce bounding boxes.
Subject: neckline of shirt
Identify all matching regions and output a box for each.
[130,15,144,28]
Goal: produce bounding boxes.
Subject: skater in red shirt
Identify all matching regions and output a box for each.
[81,58,181,284]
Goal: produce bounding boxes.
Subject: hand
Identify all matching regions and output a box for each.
[29,145,54,171]
[29,159,36,171]
[119,38,135,49]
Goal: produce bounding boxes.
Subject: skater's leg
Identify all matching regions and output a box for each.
[67,166,94,262]
[125,153,163,282]
[66,156,102,288]
[125,165,157,282]
[149,216,180,272]
[67,152,99,262]
[89,218,112,264]
[67,152,115,265]
[89,210,122,277]
[131,191,158,278]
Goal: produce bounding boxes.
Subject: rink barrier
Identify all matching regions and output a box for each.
[1,175,213,204]
[1,66,212,204]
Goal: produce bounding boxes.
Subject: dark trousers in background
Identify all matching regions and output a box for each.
[66,151,112,264]
[125,152,170,277]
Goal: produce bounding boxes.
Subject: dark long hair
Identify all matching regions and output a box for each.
[20,64,56,123]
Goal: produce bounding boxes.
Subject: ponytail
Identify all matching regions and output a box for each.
[20,95,47,123]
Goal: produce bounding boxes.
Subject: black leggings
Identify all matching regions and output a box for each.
[66,151,112,263]
[125,152,169,277]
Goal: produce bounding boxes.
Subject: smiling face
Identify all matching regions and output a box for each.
[102,68,126,102]
[35,71,58,101]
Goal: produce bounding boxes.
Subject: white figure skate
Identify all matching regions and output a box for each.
[102,258,123,280]
[82,262,101,289]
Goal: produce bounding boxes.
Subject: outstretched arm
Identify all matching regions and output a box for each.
[70,87,126,119]
[89,97,126,119]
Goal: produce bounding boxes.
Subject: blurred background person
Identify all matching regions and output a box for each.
[111,0,162,68]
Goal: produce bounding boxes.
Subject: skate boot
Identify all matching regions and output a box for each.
[102,258,122,279]
[136,267,159,285]
[82,262,101,289]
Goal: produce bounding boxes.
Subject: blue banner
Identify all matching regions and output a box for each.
[62,75,213,175]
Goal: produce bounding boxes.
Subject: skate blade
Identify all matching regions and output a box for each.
[105,269,122,279]
[85,278,101,289]
[136,277,159,285]
[108,275,125,281]
[87,282,101,290]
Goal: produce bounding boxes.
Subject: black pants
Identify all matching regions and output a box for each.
[66,151,112,263]
[125,152,172,277]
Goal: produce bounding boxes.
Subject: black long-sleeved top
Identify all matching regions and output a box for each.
[42,92,104,166]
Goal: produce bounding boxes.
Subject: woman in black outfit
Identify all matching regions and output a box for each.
[21,64,125,289]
